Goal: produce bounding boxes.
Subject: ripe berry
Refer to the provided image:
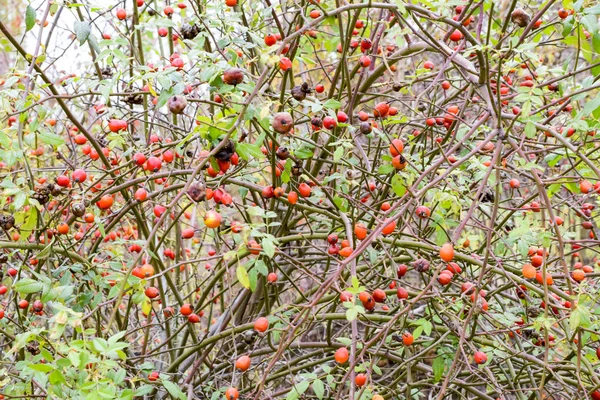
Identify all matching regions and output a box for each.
[235,355,251,371]
[254,317,269,332]
[449,29,463,41]
[439,243,454,262]
[146,156,162,173]
[334,347,349,364]
[145,287,159,299]
[355,373,367,387]
[225,387,239,400]
[298,183,312,197]
[264,34,277,46]
[116,8,127,20]
[323,116,337,129]
[72,169,87,183]
[474,351,488,364]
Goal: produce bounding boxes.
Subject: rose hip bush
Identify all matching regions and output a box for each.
[1,0,600,399]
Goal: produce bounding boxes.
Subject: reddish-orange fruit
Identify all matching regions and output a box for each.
[134,188,148,202]
[298,183,312,197]
[288,191,298,204]
[372,288,386,303]
[267,272,278,283]
[415,206,430,218]
[116,8,127,20]
[18,299,29,309]
[248,240,262,255]
[339,247,353,257]
[402,332,414,345]
[509,179,520,188]
[397,287,409,299]
[580,180,593,194]
[96,195,114,210]
[72,169,87,183]
[180,303,193,316]
[557,8,568,19]
[382,220,396,236]
[188,313,200,323]
[535,271,553,285]
[340,291,352,302]
[108,119,127,132]
[355,373,367,387]
[225,0,237,6]
[438,271,453,285]
[334,347,349,364]
[381,202,391,211]
[57,223,69,235]
[235,355,251,371]
[225,387,239,400]
[374,102,390,118]
[423,60,434,70]
[531,255,543,267]
[354,223,368,240]
[572,269,585,282]
[309,9,321,18]
[522,264,536,279]
[392,155,407,170]
[358,291,371,303]
[279,57,292,71]
[449,29,463,41]
[254,317,269,332]
[389,139,404,156]
[204,211,222,228]
[145,287,159,299]
[474,351,487,364]
[439,243,454,262]
[139,263,154,277]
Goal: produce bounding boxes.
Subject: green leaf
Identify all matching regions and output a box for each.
[49,369,66,385]
[236,142,264,160]
[323,99,341,110]
[162,380,186,400]
[262,238,276,258]
[74,21,91,45]
[28,363,54,373]
[38,131,64,146]
[346,308,358,321]
[255,260,268,276]
[295,381,310,395]
[26,5,36,31]
[15,278,44,294]
[312,379,325,399]
[391,174,406,197]
[333,146,344,162]
[433,356,445,382]
[237,265,250,289]
[378,164,394,174]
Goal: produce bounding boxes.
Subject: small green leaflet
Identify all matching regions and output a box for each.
[15,278,44,294]
[312,379,325,399]
[323,99,341,110]
[391,174,406,196]
[38,131,64,146]
[433,356,445,382]
[74,21,91,45]
[26,5,36,31]
[162,380,186,400]
[237,265,250,289]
